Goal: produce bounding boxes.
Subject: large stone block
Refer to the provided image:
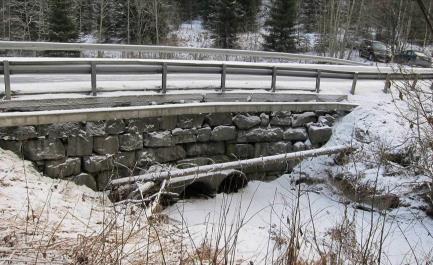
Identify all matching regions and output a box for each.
[83,155,114,173]
[127,117,160,133]
[177,155,230,168]
[67,134,93,157]
[227,144,255,159]
[38,123,83,138]
[97,171,116,191]
[243,127,284,142]
[115,152,136,168]
[143,131,173,147]
[260,113,270,127]
[208,155,231,163]
[210,126,237,141]
[186,142,225,157]
[177,157,213,168]
[23,139,65,161]
[136,150,157,167]
[293,141,306,152]
[119,133,143,151]
[205,113,233,126]
[292,112,317,127]
[270,111,292,126]
[85,121,106,136]
[233,114,261,129]
[45,158,81,179]
[172,128,197,144]
[0,126,38,141]
[308,124,332,145]
[160,116,178,130]
[105,120,125,135]
[283,128,308,141]
[155,146,187,162]
[197,127,212,142]
[318,115,336,127]
[138,146,186,163]
[177,114,205,129]
[255,142,292,157]
[0,140,22,155]
[71,173,97,191]
[94,135,119,155]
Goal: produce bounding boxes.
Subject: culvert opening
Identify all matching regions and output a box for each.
[218,172,248,194]
[180,182,215,199]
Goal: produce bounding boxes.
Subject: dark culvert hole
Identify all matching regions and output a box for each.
[180,182,215,199]
[218,172,248,194]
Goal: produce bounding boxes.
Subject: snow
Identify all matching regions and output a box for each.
[169,20,213,48]
[162,83,433,263]
[0,148,187,264]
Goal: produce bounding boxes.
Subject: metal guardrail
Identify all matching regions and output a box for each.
[1,59,433,100]
[0,40,366,66]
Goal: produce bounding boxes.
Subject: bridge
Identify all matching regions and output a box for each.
[0,41,430,205]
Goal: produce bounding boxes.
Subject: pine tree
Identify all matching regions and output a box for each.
[264,0,298,52]
[300,0,322,32]
[238,0,261,32]
[206,0,244,48]
[47,0,77,42]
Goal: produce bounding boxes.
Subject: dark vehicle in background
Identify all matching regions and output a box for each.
[394,50,432,68]
[359,40,391,63]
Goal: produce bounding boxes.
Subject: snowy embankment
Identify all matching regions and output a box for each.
[0,149,188,263]
[164,94,433,264]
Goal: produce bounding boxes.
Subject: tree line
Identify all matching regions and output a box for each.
[0,0,432,57]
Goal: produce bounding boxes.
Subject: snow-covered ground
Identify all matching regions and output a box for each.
[162,88,433,264]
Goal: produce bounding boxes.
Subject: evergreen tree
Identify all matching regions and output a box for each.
[47,0,77,42]
[179,0,208,22]
[238,0,261,32]
[264,0,298,52]
[300,0,322,32]
[205,0,244,48]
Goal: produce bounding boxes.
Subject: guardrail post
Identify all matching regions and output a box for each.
[3,60,11,100]
[350,72,358,95]
[91,62,97,96]
[315,70,321,93]
[383,73,391,93]
[411,74,419,90]
[271,66,277,92]
[221,64,226,93]
[161,63,167,94]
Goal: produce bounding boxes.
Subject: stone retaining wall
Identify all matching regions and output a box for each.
[0,111,342,191]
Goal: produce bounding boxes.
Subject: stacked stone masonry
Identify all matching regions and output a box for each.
[0,111,341,191]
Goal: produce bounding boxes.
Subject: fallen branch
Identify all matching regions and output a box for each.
[113,191,179,207]
[150,179,167,214]
[111,145,354,186]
